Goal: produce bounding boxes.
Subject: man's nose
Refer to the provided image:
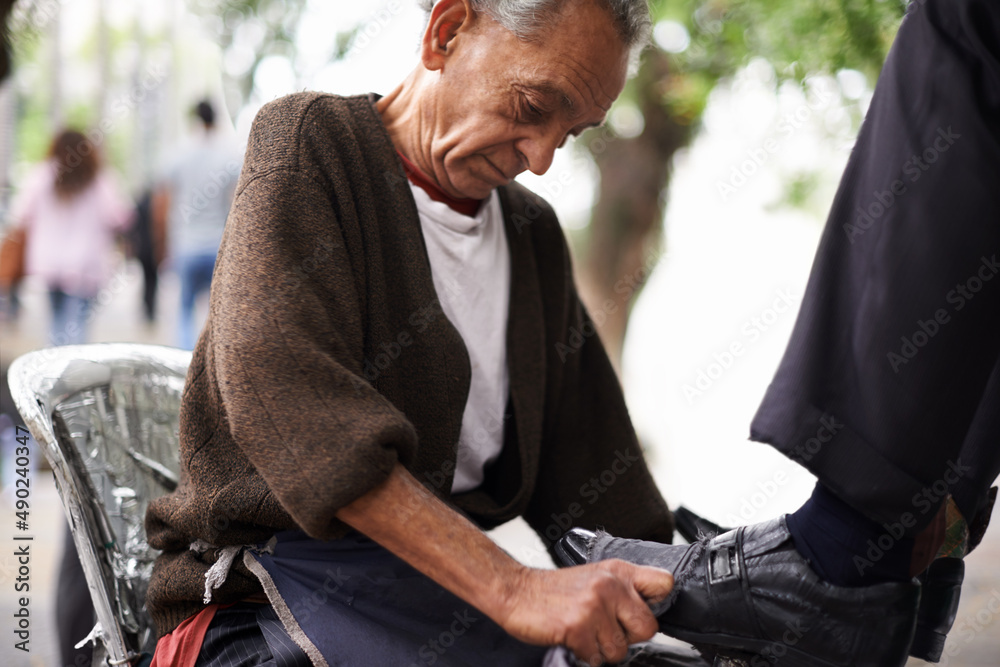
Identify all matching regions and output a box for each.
[515,130,564,176]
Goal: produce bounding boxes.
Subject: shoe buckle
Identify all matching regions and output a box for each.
[708,542,740,584]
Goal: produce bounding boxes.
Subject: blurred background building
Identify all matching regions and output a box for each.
[0,1,996,665]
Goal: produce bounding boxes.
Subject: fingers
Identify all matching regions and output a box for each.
[565,619,617,666]
[566,612,629,666]
[615,595,658,645]
[604,560,672,643]
[564,571,630,664]
[626,563,675,605]
[594,616,631,665]
[565,563,666,665]
[502,562,669,665]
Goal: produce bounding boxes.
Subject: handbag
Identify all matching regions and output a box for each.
[0,226,26,288]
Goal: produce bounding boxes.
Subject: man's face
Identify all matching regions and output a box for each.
[426,1,629,200]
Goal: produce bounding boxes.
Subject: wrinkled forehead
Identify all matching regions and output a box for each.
[492,8,630,111]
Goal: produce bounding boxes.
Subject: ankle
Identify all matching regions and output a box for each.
[787,484,914,587]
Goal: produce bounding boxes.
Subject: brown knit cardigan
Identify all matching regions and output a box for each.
[144,92,674,636]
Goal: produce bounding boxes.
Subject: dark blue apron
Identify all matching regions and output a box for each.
[247,530,553,667]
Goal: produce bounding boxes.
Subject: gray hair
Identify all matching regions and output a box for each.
[417,0,652,52]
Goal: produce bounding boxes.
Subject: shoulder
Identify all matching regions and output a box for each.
[23,161,56,192]
[251,91,351,124]
[240,92,392,192]
[244,93,379,167]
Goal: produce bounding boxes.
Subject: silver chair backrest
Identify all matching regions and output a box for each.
[8,344,191,666]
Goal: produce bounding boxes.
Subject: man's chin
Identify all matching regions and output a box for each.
[444,160,513,199]
[450,177,497,201]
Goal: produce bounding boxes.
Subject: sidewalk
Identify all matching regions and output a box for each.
[0,472,63,667]
[1,260,182,366]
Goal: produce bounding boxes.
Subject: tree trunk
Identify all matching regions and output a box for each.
[577,49,693,374]
[0,0,15,83]
[48,2,62,131]
[95,0,109,122]
[130,8,145,191]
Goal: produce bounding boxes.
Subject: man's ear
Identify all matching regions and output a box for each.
[421,0,474,71]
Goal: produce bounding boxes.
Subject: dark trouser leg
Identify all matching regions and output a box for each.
[196,603,310,667]
[141,257,158,322]
[56,524,95,667]
[950,357,1000,544]
[751,0,1000,542]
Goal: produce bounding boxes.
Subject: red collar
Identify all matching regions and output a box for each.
[396,151,483,217]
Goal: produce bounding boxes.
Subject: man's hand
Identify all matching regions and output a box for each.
[498,560,673,665]
[336,464,672,664]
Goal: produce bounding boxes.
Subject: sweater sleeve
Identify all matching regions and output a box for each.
[205,166,419,539]
[523,231,675,551]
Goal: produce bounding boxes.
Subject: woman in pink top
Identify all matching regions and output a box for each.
[11,129,132,345]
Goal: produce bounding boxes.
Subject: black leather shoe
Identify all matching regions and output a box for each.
[910,557,964,662]
[556,517,920,667]
[672,506,726,543]
[669,506,968,663]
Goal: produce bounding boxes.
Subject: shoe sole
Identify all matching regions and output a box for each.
[664,628,860,667]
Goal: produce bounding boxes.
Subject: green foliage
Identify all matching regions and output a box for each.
[15,94,50,165]
[63,101,92,132]
[660,70,715,125]
[774,170,821,210]
[646,0,907,126]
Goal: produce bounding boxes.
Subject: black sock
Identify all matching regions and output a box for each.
[786,483,914,586]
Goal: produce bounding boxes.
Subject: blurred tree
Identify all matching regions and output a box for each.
[187,0,355,116]
[579,0,909,372]
[0,0,13,82]
[196,0,306,104]
[5,0,69,130]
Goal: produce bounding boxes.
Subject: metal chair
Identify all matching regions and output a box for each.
[8,343,191,666]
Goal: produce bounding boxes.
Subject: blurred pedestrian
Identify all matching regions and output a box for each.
[0,222,25,323]
[154,100,241,350]
[128,188,164,324]
[9,129,132,346]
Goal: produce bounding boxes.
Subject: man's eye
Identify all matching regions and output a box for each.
[521,99,544,120]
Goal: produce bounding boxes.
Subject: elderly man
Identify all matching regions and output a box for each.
[145,2,683,666]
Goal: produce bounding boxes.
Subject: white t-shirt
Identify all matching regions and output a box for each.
[408,183,510,494]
